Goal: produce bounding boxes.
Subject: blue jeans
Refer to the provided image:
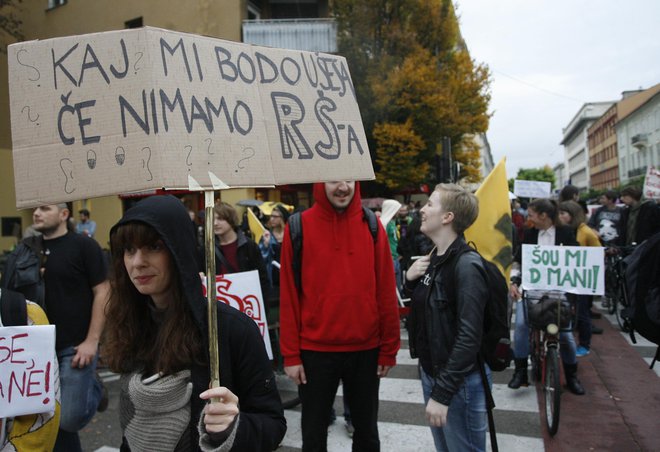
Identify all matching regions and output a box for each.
[513,299,578,365]
[54,346,102,452]
[420,366,491,452]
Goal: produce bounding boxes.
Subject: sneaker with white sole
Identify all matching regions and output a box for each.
[576,345,591,357]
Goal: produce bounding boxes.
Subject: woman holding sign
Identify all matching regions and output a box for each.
[559,200,602,357]
[508,199,585,395]
[103,195,286,451]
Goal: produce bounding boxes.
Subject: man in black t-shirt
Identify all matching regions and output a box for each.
[587,190,624,246]
[32,203,109,452]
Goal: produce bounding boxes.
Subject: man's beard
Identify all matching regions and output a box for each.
[34,223,60,236]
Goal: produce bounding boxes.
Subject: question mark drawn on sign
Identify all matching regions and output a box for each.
[184,145,194,170]
[115,147,126,166]
[87,149,97,170]
[21,106,40,125]
[16,49,41,83]
[235,147,255,173]
[141,147,153,181]
[59,158,76,194]
[205,138,214,161]
[134,52,144,74]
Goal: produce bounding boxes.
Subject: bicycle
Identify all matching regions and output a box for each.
[524,291,572,436]
[604,246,635,332]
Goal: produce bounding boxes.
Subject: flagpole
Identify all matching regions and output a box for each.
[204,190,220,401]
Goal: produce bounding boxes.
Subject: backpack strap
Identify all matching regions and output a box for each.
[0,288,28,327]
[477,357,499,452]
[288,212,303,292]
[362,206,379,242]
[214,241,237,274]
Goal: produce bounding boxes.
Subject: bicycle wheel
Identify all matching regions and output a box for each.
[530,329,542,382]
[543,347,561,436]
[275,371,301,409]
[614,283,630,333]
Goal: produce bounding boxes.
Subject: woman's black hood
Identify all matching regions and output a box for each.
[110,195,206,332]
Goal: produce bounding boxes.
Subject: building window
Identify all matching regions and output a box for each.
[125,17,143,28]
[247,2,261,20]
[47,0,66,9]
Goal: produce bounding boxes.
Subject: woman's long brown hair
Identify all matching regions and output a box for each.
[103,222,205,375]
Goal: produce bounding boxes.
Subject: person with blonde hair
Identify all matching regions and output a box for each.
[559,200,602,356]
[404,183,491,451]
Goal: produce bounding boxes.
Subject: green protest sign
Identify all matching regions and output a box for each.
[522,245,605,295]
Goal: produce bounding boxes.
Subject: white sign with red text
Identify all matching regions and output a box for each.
[202,270,272,359]
[643,166,660,200]
[0,325,56,418]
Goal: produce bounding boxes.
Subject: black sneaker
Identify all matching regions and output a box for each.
[591,326,604,335]
[96,373,109,412]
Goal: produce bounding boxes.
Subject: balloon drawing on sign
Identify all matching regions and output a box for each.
[235,147,255,173]
[141,147,153,181]
[134,52,144,74]
[87,149,97,169]
[184,145,193,170]
[16,48,41,84]
[59,158,76,194]
[21,106,40,126]
[115,146,126,166]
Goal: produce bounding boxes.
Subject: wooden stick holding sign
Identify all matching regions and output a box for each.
[204,190,220,400]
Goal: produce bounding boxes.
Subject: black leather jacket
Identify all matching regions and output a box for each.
[407,238,488,405]
[0,236,45,308]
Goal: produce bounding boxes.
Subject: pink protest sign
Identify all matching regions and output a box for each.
[202,270,272,359]
[0,325,56,418]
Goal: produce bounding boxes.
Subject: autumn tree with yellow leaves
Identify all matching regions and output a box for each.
[333,0,491,189]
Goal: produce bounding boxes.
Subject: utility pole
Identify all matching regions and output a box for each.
[435,136,452,183]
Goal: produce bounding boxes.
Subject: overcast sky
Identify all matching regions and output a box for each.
[456,0,660,179]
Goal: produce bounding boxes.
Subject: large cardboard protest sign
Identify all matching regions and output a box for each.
[0,325,56,418]
[513,180,551,199]
[643,166,660,199]
[202,270,272,359]
[521,245,605,295]
[8,27,374,208]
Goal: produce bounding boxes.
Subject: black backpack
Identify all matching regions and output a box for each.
[288,206,379,291]
[445,245,512,372]
[623,231,660,367]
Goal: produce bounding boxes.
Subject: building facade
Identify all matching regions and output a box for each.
[561,102,614,192]
[617,88,660,186]
[587,104,618,190]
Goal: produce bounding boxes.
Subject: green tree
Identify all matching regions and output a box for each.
[374,119,429,190]
[333,0,491,188]
[0,0,23,53]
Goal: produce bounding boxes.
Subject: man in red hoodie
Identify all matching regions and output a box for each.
[280,181,400,451]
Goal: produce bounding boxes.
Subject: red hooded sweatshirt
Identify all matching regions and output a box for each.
[279,182,400,367]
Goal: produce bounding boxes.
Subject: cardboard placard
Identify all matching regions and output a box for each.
[513,180,551,199]
[0,325,56,418]
[202,270,272,359]
[8,27,374,209]
[521,245,605,295]
[643,166,660,200]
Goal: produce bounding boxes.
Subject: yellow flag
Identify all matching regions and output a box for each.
[247,207,266,244]
[464,158,512,279]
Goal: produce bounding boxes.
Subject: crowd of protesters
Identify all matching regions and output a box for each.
[2,181,659,451]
